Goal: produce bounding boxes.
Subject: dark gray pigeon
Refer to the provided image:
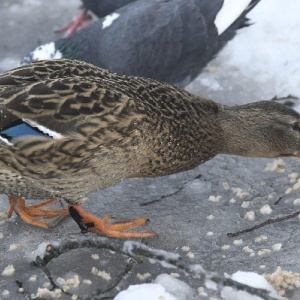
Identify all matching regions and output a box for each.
[21,0,260,88]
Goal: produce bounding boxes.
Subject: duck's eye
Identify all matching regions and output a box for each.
[292,122,300,132]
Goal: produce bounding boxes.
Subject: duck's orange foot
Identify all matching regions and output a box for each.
[7,196,69,229]
[69,205,156,239]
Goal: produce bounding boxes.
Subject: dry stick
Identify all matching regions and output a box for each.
[34,237,276,300]
[227,209,300,237]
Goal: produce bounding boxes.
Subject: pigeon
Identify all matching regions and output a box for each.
[21,0,260,88]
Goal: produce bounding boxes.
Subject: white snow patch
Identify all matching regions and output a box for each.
[221,271,278,300]
[31,42,62,61]
[114,283,176,300]
[23,119,63,139]
[215,0,253,35]
[102,13,120,29]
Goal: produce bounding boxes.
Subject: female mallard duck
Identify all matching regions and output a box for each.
[1,59,300,239]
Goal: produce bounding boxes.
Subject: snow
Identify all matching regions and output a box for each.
[221,271,278,300]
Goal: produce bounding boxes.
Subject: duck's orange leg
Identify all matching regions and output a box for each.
[7,196,69,229]
[69,205,155,239]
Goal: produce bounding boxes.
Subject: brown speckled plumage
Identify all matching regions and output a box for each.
[1,59,300,237]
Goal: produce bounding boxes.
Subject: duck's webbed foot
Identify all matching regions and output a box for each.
[55,9,92,36]
[7,196,69,229]
[69,205,156,238]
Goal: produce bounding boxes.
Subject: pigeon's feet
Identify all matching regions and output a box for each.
[7,196,68,229]
[69,204,156,238]
[56,9,92,36]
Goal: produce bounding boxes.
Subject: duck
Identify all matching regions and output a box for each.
[1,59,300,239]
[20,0,260,88]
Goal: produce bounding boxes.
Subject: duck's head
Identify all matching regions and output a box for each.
[219,101,300,158]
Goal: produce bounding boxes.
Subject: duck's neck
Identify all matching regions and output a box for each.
[218,104,280,158]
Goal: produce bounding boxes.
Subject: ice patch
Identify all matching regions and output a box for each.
[221,271,278,300]
[31,42,62,61]
[215,0,252,35]
[102,13,120,29]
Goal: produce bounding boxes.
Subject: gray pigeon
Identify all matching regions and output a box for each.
[21,0,260,87]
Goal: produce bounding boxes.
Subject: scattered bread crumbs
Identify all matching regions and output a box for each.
[241,201,250,208]
[29,275,37,282]
[221,245,230,251]
[258,249,272,256]
[66,275,80,287]
[265,158,286,173]
[222,182,230,190]
[206,231,214,236]
[208,195,222,202]
[35,288,62,298]
[181,246,190,252]
[170,273,180,278]
[187,251,195,259]
[264,267,300,299]
[9,244,21,251]
[255,235,268,243]
[137,272,151,281]
[260,204,272,215]
[2,264,15,276]
[231,187,250,199]
[233,239,243,246]
[91,254,99,260]
[272,243,282,251]
[91,267,111,281]
[244,211,255,221]
[243,246,255,256]
[206,215,215,220]
[198,287,208,297]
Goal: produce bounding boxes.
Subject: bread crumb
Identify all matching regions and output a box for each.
[2,289,9,296]
[206,231,214,236]
[187,251,195,259]
[241,201,250,208]
[83,279,92,285]
[272,243,282,251]
[255,235,268,243]
[243,246,255,256]
[232,187,250,199]
[293,179,300,190]
[288,172,299,183]
[91,267,111,281]
[265,158,286,173]
[18,287,24,293]
[260,204,273,215]
[285,187,293,194]
[208,195,222,202]
[0,232,3,239]
[244,211,255,221]
[170,273,180,278]
[229,198,236,203]
[221,245,230,251]
[198,287,208,297]
[264,267,300,299]
[35,288,62,298]
[0,212,7,218]
[71,295,78,300]
[258,249,272,256]
[233,239,243,246]
[293,199,300,206]
[206,215,215,220]
[2,264,15,276]
[9,244,21,251]
[66,275,80,287]
[223,182,230,190]
[91,254,99,260]
[136,272,151,281]
[181,246,190,252]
